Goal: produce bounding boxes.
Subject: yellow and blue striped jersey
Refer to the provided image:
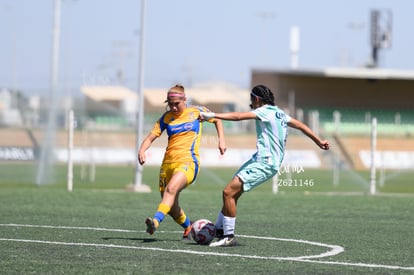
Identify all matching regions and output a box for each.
[151,106,214,164]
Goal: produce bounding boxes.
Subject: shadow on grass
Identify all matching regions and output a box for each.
[102,237,157,243]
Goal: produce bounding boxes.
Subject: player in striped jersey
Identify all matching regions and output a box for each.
[201,84,329,247]
[139,84,226,239]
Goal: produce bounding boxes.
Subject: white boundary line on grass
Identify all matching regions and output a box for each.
[236,234,343,260]
[0,223,342,260]
[1,224,413,271]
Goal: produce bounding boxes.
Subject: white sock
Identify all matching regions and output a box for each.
[215,211,224,229]
[223,216,236,236]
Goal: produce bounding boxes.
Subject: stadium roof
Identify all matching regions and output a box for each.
[145,82,249,107]
[252,67,414,80]
[187,82,250,106]
[251,66,414,110]
[81,86,137,101]
[81,82,250,110]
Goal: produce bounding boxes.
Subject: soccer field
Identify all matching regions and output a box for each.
[0,164,413,274]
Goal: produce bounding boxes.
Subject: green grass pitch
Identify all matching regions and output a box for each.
[0,163,413,274]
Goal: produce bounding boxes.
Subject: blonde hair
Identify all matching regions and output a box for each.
[165,84,186,102]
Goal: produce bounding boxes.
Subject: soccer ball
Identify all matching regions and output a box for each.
[191,219,216,245]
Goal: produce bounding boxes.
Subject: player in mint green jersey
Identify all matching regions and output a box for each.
[200,84,330,247]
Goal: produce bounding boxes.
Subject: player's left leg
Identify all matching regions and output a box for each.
[169,194,192,240]
[170,162,197,239]
[171,208,192,240]
[210,176,243,247]
[145,169,187,235]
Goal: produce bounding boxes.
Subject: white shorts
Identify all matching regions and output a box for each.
[235,158,278,192]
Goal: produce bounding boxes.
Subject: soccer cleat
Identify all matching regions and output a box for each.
[209,235,237,247]
[145,217,158,235]
[182,223,193,241]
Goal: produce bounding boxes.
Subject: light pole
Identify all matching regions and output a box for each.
[36,0,61,185]
[132,0,151,192]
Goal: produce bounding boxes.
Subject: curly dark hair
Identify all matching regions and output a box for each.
[251,85,275,106]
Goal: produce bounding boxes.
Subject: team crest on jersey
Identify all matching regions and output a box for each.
[188,111,196,120]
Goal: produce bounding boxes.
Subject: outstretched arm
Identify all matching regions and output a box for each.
[288,118,329,150]
[138,133,158,165]
[212,119,227,155]
[201,111,257,121]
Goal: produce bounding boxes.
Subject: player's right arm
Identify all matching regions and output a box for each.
[138,133,158,165]
[201,111,257,121]
[212,118,227,155]
[139,115,164,165]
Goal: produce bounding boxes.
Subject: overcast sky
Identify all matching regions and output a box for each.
[1,0,413,96]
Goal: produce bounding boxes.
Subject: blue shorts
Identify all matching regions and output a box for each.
[235,158,278,192]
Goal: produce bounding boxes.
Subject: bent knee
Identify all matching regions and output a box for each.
[222,184,242,198]
[164,186,178,196]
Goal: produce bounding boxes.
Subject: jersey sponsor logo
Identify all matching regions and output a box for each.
[184,123,194,131]
[275,111,286,120]
[275,111,288,126]
[171,126,182,132]
[170,122,194,133]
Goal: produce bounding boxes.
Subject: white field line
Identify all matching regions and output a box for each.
[0,224,413,271]
[237,234,344,259]
[0,223,342,259]
[0,223,141,233]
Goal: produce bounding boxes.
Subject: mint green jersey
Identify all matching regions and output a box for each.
[252,105,291,168]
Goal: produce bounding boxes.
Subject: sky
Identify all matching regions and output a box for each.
[1,0,414,97]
